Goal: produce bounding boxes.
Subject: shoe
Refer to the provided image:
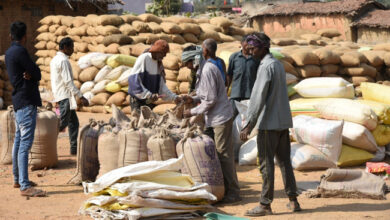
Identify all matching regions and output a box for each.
[219,195,242,204]
[70,148,77,155]
[245,205,273,217]
[287,200,302,212]
[20,187,46,197]
[14,181,37,188]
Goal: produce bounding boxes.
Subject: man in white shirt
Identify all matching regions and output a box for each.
[50,37,88,155]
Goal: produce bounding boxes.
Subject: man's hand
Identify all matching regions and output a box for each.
[183,95,193,104]
[240,126,250,142]
[183,109,192,118]
[23,72,31,80]
[174,96,182,104]
[80,96,89,107]
[151,94,159,102]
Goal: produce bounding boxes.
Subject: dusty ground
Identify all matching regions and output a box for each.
[0,112,389,220]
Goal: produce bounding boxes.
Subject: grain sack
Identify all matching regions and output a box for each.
[115,68,133,86]
[117,125,149,167]
[178,67,191,82]
[200,23,222,33]
[317,28,341,38]
[218,33,235,43]
[78,53,104,69]
[362,51,385,67]
[37,25,49,33]
[177,130,225,201]
[342,121,377,152]
[290,143,335,171]
[105,65,130,81]
[120,14,140,24]
[272,38,297,46]
[106,92,127,106]
[79,66,99,82]
[147,129,177,161]
[118,45,132,56]
[291,50,320,66]
[153,104,176,115]
[94,66,112,83]
[98,15,124,26]
[48,24,60,33]
[91,93,111,106]
[161,22,182,34]
[200,31,221,42]
[337,145,374,167]
[72,17,85,27]
[90,105,106,113]
[356,100,390,125]
[297,65,322,78]
[321,64,339,75]
[96,25,121,36]
[91,54,111,69]
[163,54,181,70]
[35,41,47,50]
[179,82,190,94]
[179,23,201,35]
[131,36,147,44]
[313,49,340,65]
[170,34,186,44]
[238,136,257,166]
[291,115,343,163]
[68,120,100,185]
[0,107,15,164]
[69,25,88,36]
[80,81,95,94]
[227,26,244,36]
[119,23,137,36]
[281,60,298,77]
[341,63,377,78]
[87,26,98,36]
[74,80,81,89]
[103,34,132,46]
[286,73,298,85]
[132,21,150,33]
[210,16,233,28]
[315,98,377,130]
[107,55,136,68]
[293,77,355,98]
[371,124,390,146]
[165,16,194,24]
[147,22,163,34]
[300,34,321,41]
[361,82,390,105]
[165,69,178,81]
[138,13,162,24]
[98,125,120,177]
[166,80,178,93]
[104,43,120,54]
[351,76,375,86]
[44,57,52,66]
[105,82,121,93]
[340,52,364,67]
[29,110,59,170]
[91,80,111,94]
[139,33,159,44]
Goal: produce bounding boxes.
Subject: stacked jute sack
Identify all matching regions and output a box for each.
[34,14,256,90]
[0,106,59,170]
[0,56,12,109]
[68,104,229,202]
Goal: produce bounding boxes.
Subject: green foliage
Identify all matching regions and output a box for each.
[376,0,390,8]
[146,0,182,16]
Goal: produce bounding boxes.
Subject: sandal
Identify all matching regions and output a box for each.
[14,181,37,188]
[245,205,273,217]
[20,187,47,197]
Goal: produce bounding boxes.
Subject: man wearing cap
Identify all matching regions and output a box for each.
[128,40,181,111]
[240,33,301,216]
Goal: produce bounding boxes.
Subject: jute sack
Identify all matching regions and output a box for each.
[340,52,364,67]
[118,45,132,56]
[161,22,182,34]
[281,60,298,77]
[313,48,340,65]
[97,15,124,26]
[218,33,236,43]
[200,31,221,42]
[91,105,107,113]
[104,43,120,54]
[138,13,162,24]
[29,109,59,170]
[36,58,45,65]
[321,64,339,75]
[79,66,99,82]
[0,107,15,164]
[183,33,199,44]
[37,33,56,42]
[210,16,233,28]
[272,38,297,46]
[164,16,194,24]
[373,43,390,51]
[74,42,88,53]
[121,14,141,24]
[91,92,111,106]
[163,54,181,70]
[291,51,320,66]
[147,129,177,161]
[119,24,137,35]
[131,36,147,44]
[342,121,377,152]
[300,34,321,41]
[165,69,178,81]
[147,22,163,34]
[96,25,121,36]
[35,41,47,50]
[72,16,85,27]
[166,80,179,93]
[297,65,322,78]
[87,26,98,36]
[200,23,222,33]
[177,129,225,201]
[61,16,73,27]
[117,123,149,167]
[178,67,191,82]
[97,125,120,177]
[179,23,201,35]
[228,26,245,36]
[153,104,177,115]
[317,28,341,38]
[170,34,186,44]
[132,21,151,33]
[69,25,88,36]
[362,51,385,67]
[48,24,60,33]
[351,76,375,86]
[341,63,377,78]
[37,25,49,33]
[179,82,190,94]
[106,91,127,106]
[68,120,100,185]
[139,33,159,44]
[103,34,132,46]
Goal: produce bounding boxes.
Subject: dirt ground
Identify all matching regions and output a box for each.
[0,112,389,220]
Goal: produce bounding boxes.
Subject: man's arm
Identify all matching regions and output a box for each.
[159,76,178,101]
[61,60,82,98]
[190,68,218,115]
[227,54,235,88]
[20,48,41,81]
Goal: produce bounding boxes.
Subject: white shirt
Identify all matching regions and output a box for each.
[50,52,82,109]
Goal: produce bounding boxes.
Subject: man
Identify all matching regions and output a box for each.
[5,21,45,197]
[128,40,180,111]
[50,37,89,155]
[227,35,259,117]
[183,39,241,203]
[181,45,203,92]
[240,33,301,216]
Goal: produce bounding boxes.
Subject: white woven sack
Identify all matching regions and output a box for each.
[115,68,133,86]
[94,65,113,83]
[293,77,354,98]
[238,136,257,166]
[105,65,130,81]
[342,121,377,152]
[91,80,111,94]
[291,143,336,171]
[91,54,111,69]
[78,52,104,69]
[291,115,343,164]
[80,81,95,94]
[83,91,94,103]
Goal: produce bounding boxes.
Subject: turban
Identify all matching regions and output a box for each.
[181,46,203,68]
[246,34,270,49]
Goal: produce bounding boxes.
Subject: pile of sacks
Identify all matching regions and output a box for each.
[0,56,12,109]
[68,105,229,204]
[34,14,255,90]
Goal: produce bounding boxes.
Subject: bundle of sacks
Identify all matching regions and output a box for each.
[34,14,256,90]
[0,56,12,109]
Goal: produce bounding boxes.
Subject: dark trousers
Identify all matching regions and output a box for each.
[257,129,298,206]
[59,99,79,152]
[130,97,156,113]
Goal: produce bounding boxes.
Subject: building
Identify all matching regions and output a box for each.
[0,0,119,55]
[248,0,385,41]
[353,9,390,44]
[108,0,151,15]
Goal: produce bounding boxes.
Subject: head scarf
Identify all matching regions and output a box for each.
[149,39,170,53]
[181,46,203,68]
[246,34,270,49]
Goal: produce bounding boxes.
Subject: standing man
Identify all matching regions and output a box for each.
[50,37,89,155]
[181,45,203,93]
[227,35,259,117]
[128,39,180,111]
[240,33,301,216]
[5,21,46,197]
[183,39,241,204]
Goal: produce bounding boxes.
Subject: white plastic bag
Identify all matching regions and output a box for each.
[293,77,354,98]
[91,80,111,94]
[115,68,133,86]
[105,65,130,81]
[78,52,104,69]
[91,54,111,69]
[80,81,95,94]
[238,136,257,166]
[291,143,336,170]
[342,121,377,152]
[94,65,112,83]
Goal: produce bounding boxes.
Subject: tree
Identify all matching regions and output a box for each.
[147,0,182,15]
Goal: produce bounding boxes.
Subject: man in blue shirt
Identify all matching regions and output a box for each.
[5,21,45,197]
